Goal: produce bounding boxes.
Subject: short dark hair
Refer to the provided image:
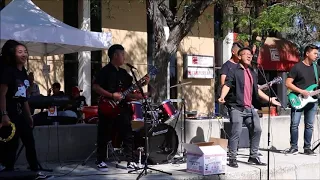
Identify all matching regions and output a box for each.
[52,82,61,89]
[237,47,252,56]
[304,44,318,57]
[232,42,244,49]
[107,44,124,60]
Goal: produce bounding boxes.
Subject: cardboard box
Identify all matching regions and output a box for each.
[209,137,228,151]
[182,143,227,176]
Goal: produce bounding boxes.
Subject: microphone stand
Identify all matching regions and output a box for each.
[127,67,172,179]
[252,37,285,180]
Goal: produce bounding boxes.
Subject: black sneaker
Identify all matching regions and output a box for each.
[96,161,108,172]
[283,148,298,155]
[304,149,317,156]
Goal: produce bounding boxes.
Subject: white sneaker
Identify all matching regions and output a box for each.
[127,162,138,170]
[97,161,108,172]
[35,172,54,179]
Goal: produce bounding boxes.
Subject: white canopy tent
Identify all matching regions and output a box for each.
[0,0,111,56]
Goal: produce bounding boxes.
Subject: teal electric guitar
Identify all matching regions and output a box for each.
[288,84,320,109]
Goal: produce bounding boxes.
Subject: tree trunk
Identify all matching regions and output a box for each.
[147,0,216,103]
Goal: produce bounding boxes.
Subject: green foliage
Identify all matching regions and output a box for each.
[252,5,298,35]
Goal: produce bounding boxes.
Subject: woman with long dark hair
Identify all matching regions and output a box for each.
[0,42,50,179]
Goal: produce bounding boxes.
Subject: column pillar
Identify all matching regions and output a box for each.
[78,0,91,105]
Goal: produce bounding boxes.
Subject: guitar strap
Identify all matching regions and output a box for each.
[313,62,319,85]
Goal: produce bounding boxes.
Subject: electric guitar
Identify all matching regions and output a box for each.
[288,84,320,109]
[259,76,282,90]
[99,66,158,118]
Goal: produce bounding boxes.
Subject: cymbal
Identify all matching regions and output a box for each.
[170,81,192,88]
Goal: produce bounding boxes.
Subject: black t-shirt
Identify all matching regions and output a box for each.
[70,96,87,111]
[94,63,133,108]
[288,61,320,90]
[94,63,133,94]
[0,66,29,116]
[220,60,238,76]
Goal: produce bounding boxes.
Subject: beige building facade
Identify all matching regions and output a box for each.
[3,0,216,116]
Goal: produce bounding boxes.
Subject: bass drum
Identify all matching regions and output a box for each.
[134,124,178,165]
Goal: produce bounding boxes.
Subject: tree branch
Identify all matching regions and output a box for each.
[147,0,167,57]
[158,1,176,29]
[291,0,320,13]
[167,0,216,51]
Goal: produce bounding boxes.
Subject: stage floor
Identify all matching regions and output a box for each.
[13,148,320,180]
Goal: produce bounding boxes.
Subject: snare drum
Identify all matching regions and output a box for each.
[128,101,144,130]
[158,100,179,123]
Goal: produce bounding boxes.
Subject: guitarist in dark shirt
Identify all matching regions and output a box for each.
[93,44,149,171]
[285,44,320,155]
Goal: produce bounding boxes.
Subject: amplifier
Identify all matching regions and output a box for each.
[220,122,250,148]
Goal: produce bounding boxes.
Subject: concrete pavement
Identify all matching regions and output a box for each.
[13,148,320,180]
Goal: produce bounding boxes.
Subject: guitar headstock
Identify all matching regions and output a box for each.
[271,76,282,85]
[148,66,159,76]
[137,66,159,85]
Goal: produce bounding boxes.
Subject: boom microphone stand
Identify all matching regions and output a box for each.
[252,38,285,180]
[127,66,172,179]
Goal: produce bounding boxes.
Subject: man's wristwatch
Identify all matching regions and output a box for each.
[1,111,8,116]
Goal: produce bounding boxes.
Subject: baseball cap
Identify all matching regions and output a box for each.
[72,86,83,94]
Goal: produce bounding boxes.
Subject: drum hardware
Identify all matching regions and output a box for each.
[170,81,192,88]
[137,147,144,168]
[127,65,172,179]
[157,100,179,124]
[81,141,121,168]
[170,80,189,161]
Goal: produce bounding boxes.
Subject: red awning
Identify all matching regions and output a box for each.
[257,37,300,71]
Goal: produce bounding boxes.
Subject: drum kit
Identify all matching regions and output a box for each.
[109,82,191,166]
[126,98,180,164]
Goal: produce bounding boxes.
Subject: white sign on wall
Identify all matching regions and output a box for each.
[187,55,214,67]
[270,48,280,61]
[184,54,215,79]
[186,67,214,79]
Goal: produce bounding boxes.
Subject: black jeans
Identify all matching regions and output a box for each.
[0,114,38,170]
[96,107,133,163]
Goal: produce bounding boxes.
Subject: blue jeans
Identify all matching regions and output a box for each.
[290,102,318,149]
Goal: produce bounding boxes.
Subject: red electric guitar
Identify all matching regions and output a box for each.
[99,67,158,118]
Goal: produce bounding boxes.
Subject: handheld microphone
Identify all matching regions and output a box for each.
[126,63,137,70]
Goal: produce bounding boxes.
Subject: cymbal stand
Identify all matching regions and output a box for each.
[171,81,187,159]
[127,67,172,179]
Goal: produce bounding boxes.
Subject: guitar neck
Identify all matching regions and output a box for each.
[259,81,273,90]
[122,74,148,97]
[310,89,320,96]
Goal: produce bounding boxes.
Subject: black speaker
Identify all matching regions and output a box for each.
[220,122,250,148]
